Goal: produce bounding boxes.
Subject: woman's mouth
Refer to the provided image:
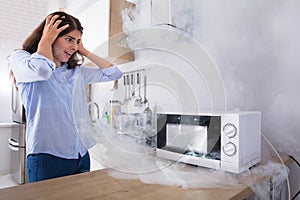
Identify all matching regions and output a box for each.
[65,51,72,57]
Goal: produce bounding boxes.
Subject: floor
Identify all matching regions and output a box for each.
[0,173,18,189]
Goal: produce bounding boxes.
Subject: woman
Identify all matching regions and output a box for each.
[9,11,123,183]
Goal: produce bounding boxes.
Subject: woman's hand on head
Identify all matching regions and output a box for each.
[41,15,69,44]
[37,15,69,61]
[77,40,89,57]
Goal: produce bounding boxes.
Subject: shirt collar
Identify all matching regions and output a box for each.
[55,63,68,71]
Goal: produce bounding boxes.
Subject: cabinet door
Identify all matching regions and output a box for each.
[109,0,135,64]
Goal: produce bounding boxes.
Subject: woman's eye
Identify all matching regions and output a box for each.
[66,38,72,42]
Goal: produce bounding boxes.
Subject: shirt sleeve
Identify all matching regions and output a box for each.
[80,64,123,84]
[9,50,56,83]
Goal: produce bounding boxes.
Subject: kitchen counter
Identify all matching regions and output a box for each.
[0,169,252,200]
[0,155,292,200]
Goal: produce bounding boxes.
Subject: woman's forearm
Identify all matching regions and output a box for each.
[80,48,114,69]
[37,39,54,61]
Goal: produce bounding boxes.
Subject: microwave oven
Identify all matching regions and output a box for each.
[156,111,261,173]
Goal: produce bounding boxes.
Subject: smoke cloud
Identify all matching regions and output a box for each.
[86,0,299,198]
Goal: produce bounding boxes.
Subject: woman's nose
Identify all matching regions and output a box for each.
[71,42,78,51]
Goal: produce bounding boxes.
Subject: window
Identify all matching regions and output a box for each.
[0,0,48,122]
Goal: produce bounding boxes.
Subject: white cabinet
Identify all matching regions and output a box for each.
[67,0,134,64]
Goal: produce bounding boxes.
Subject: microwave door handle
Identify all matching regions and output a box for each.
[8,143,19,152]
[8,138,20,147]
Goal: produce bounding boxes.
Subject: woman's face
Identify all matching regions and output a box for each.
[52,30,82,67]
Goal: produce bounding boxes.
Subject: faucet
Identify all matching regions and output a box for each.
[87,102,100,122]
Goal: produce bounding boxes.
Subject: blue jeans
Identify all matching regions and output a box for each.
[27,152,90,183]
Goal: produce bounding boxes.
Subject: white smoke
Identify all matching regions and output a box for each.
[89,120,289,199]
[191,0,300,162]
[87,0,299,199]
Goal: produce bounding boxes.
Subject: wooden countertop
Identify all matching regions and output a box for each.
[0,169,252,200]
[0,155,292,200]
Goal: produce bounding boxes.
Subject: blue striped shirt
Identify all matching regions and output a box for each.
[10,50,122,159]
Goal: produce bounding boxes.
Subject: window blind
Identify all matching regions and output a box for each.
[0,0,48,122]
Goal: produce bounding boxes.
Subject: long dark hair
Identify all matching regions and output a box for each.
[22,11,84,69]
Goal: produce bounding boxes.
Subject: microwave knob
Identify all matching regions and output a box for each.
[223,142,237,156]
[223,123,237,138]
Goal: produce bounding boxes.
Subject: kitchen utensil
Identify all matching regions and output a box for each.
[127,74,130,100]
[131,73,135,97]
[143,72,152,125]
[134,72,143,107]
[143,72,148,105]
[109,100,121,128]
[123,75,127,101]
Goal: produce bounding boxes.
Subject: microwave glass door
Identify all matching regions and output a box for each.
[157,114,221,160]
[166,124,208,154]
